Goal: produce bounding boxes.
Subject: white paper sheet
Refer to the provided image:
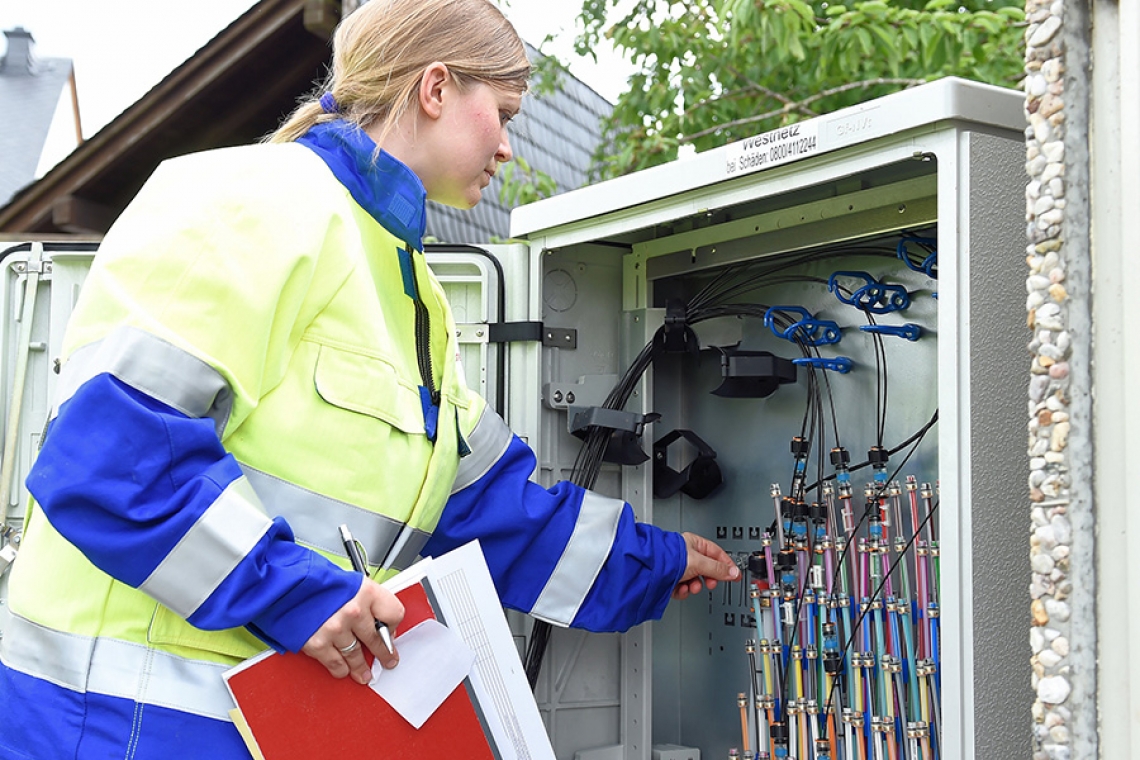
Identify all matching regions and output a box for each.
[382,541,557,759]
[368,618,475,729]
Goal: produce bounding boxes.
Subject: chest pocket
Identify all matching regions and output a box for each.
[314,343,424,435]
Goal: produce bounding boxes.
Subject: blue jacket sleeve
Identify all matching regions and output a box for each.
[421,433,687,633]
[26,374,359,653]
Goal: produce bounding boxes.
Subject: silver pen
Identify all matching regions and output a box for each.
[337,524,396,655]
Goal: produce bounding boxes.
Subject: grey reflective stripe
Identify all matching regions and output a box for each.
[138,478,272,618]
[530,490,624,626]
[241,465,420,567]
[0,610,235,721]
[56,326,233,436]
[451,405,513,494]
[380,524,431,572]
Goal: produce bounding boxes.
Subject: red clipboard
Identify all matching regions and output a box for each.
[223,582,496,759]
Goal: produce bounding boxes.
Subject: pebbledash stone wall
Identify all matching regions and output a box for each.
[1025,1,1084,759]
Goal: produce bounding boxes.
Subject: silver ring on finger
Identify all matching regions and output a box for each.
[338,639,360,655]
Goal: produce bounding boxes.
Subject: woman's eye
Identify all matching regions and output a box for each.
[500,112,515,126]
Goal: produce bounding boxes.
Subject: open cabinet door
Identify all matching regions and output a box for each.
[423,243,531,425]
[0,241,98,547]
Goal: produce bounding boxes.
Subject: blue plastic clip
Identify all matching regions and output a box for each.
[792,356,853,374]
[859,323,922,341]
[828,271,910,314]
[764,306,842,346]
[897,237,938,278]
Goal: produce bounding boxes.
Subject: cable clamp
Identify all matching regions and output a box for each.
[792,356,853,374]
[859,323,922,341]
[828,271,910,314]
[764,305,841,346]
[568,406,661,465]
[712,348,797,398]
[652,428,723,499]
[655,298,699,354]
[897,236,938,278]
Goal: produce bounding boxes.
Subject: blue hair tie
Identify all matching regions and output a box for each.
[319,92,340,114]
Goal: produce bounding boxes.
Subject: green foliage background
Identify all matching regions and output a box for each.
[507,0,1025,204]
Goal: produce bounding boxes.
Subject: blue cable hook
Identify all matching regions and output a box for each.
[764,306,842,347]
[897,237,938,279]
[792,356,853,374]
[860,323,923,342]
[828,271,910,314]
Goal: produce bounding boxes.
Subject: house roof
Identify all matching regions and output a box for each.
[0,0,612,243]
[0,0,331,236]
[0,27,73,208]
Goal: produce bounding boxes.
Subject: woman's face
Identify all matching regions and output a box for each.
[424,81,520,209]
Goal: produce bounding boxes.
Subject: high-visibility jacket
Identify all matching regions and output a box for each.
[0,122,686,759]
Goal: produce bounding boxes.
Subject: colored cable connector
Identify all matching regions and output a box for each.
[897,236,937,278]
[793,356,854,374]
[828,271,911,314]
[764,305,843,346]
[859,323,922,341]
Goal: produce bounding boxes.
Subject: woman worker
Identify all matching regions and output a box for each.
[0,0,739,757]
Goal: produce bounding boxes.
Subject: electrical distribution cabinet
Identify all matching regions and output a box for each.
[0,76,1028,760]
[501,77,1028,760]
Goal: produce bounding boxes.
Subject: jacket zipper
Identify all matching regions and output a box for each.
[406,249,440,412]
[413,295,439,406]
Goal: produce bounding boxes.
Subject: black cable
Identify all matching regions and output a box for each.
[772,352,829,730]
[526,269,826,689]
[525,242,923,692]
[772,402,934,733]
[815,409,937,735]
[527,335,659,690]
[687,240,934,743]
[801,410,939,495]
[763,404,935,726]
[522,618,552,688]
[824,412,934,598]
[820,498,940,747]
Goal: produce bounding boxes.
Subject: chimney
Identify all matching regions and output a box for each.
[2,26,38,76]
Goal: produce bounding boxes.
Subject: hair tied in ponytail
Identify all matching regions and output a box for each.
[319,92,340,114]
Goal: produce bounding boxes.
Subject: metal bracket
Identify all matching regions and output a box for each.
[454,324,490,344]
[541,327,577,349]
[12,259,51,276]
[543,374,617,411]
[0,543,16,577]
[471,322,578,349]
[486,321,541,344]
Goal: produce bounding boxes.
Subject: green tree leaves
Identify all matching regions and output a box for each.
[580,0,1026,177]
[498,155,559,207]
[496,0,1024,206]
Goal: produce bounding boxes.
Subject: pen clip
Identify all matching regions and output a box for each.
[337,523,395,656]
[353,539,370,570]
[337,524,371,575]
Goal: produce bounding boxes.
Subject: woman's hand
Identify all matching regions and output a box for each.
[301,577,405,684]
[673,531,740,600]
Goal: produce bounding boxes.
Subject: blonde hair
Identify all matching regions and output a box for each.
[269,0,530,144]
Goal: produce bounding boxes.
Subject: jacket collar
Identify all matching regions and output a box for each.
[297,121,427,251]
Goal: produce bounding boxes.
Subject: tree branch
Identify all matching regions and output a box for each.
[681,78,926,143]
[681,84,774,119]
[723,65,817,118]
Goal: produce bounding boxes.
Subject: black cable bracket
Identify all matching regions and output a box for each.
[654,298,700,355]
[568,406,661,465]
[485,321,577,349]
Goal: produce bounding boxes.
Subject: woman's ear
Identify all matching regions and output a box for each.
[418,62,450,120]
